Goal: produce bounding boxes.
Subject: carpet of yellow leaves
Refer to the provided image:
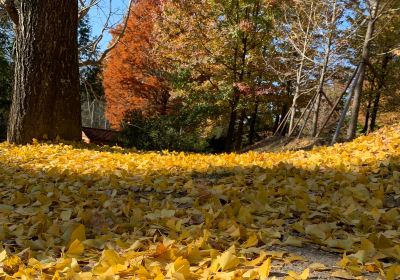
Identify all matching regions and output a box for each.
[0,126,399,279]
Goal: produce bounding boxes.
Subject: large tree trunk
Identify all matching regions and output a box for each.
[7,0,82,144]
[347,0,379,140]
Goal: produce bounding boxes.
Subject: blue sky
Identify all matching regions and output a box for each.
[88,0,130,50]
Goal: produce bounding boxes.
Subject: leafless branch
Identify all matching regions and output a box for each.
[79,0,113,55]
[80,0,134,67]
[79,0,101,21]
[0,0,18,25]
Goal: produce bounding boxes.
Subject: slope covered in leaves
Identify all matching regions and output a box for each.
[0,126,399,279]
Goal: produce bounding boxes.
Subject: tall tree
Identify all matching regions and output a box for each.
[362,6,400,133]
[154,0,275,151]
[346,0,399,140]
[311,0,339,136]
[346,0,380,140]
[2,0,81,144]
[103,0,169,129]
[279,0,319,135]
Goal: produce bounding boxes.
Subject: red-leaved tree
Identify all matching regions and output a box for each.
[103,0,169,128]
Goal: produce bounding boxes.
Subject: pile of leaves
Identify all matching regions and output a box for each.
[0,125,399,279]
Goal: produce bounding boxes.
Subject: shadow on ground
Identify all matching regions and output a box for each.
[0,146,398,278]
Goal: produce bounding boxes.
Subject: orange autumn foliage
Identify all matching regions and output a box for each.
[102,0,169,129]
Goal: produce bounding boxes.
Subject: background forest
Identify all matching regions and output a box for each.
[1,0,399,152]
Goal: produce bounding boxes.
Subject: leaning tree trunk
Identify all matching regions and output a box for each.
[347,0,379,141]
[7,0,82,144]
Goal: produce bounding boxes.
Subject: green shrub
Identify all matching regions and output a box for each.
[119,110,209,152]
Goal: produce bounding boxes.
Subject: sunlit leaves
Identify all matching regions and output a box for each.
[0,126,399,278]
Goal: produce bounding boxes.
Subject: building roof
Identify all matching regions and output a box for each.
[82,127,120,145]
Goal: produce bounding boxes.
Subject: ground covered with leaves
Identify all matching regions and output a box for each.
[0,126,399,279]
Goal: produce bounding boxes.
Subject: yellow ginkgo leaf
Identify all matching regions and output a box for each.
[288,268,310,280]
[242,233,259,248]
[245,251,267,266]
[68,224,86,246]
[330,269,357,279]
[135,265,151,278]
[218,246,240,271]
[100,249,125,266]
[0,250,7,262]
[299,268,310,280]
[2,255,23,276]
[258,257,271,279]
[238,206,253,224]
[60,209,72,221]
[385,264,400,280]
[52,271,61,280]
[284,236,303,247]
[305,224,326,240]
[167,257,191,280]
[66,239,84,256]
[309,262,329,271]
[325,238,354,251]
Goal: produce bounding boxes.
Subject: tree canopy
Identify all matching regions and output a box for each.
[101,0,400,152]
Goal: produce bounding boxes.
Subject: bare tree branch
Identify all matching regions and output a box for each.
[79,0,100,21]
[0,0,18,25]
[79,0,113,55]
[80,0,134,67]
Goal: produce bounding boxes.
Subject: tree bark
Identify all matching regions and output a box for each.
[280,104,289,135]
[312,93,321,136]
[273,113,280,133]
[249,100,259,144]
[7,0,82,144]
[362,74,375,134]
[369,89,381,132]
[347,0,379,140]
[235,109,246,151]
[225,17,248,152]
[362,92,372,134]
[369,54,391,132]
[225,95,239,151]
[315,64,360,138]
[274,82,291,136]
[224,40,240,152]
[332,68,361,145]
